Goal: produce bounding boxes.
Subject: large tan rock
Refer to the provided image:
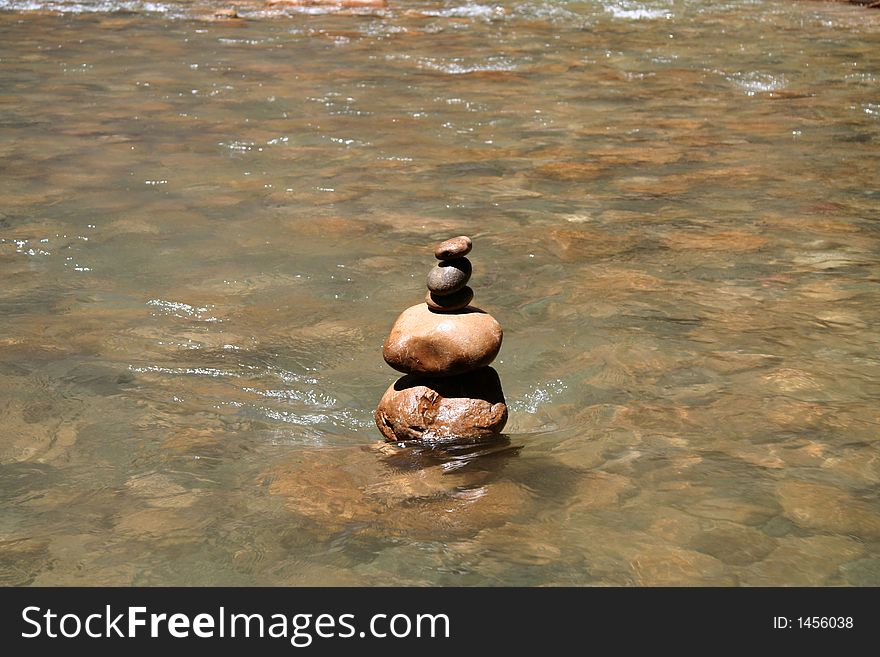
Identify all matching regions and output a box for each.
[375,367,508,442]
[382,303,502,377]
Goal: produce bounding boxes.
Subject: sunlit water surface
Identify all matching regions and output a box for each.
[1,0,879,585]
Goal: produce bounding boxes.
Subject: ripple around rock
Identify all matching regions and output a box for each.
[375,367,507,442]
[426,257,472,296]
[383,303,502,377]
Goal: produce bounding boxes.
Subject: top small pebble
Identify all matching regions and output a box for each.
[434,236,472,260]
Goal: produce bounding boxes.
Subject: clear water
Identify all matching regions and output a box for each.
[1,0,879,586]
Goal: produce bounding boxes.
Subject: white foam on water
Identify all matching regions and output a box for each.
[415,55,521,75]
[0,0,177,15]
[511,1,592,28]
[146,298,221,322]
[417,3,506,20]
[605,2,671,21]
[0,0,381,16]
[724,70,788,94]
[128,364,240,378]
[509,379,568,414]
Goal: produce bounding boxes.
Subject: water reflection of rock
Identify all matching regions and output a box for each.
[260,439,529,541]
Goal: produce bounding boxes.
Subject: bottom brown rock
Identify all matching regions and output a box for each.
[375,367,507,443]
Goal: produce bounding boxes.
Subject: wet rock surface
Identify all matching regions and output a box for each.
[426,257,472,296]
[425,285,473,312]
[376,367,508,442]
[383,303,502,377]
[434,235,472,260]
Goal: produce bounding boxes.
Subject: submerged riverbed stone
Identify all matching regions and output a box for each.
[383,303,502,376]
[434,236,472,260]
[776,479,880,538]
[375,367,507,442]
[425,286,473,312]
[426,257,472,296]
[741,535,865,586]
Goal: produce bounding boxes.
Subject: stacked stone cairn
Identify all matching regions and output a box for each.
[376,236,508,443]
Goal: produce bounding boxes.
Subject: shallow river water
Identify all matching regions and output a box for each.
[1,0,879,585]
